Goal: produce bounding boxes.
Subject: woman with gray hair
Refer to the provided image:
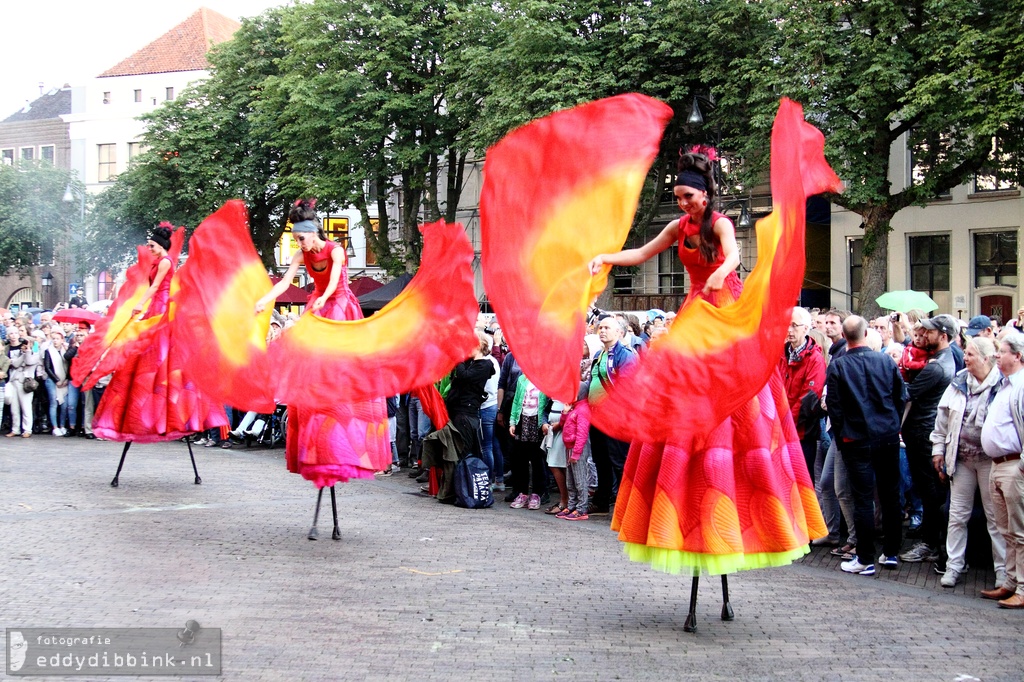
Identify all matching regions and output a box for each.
[930,336,1007,589]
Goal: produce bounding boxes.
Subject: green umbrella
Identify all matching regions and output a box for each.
[875,290,939,313]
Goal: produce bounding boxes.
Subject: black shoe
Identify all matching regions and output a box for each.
[588,504,609,516]
[84,433,96,440]
[540,493,551,505]
[63,428,76,437]
[504,491,518,503]
[407,467,422,478]
[415,471,429,483]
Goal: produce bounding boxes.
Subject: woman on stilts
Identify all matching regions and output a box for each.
[91,224,228,486]
[255,199,390,540]
[589,150,826,631]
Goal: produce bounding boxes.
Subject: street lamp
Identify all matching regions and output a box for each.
[63,183,85,220]
[721,199,752,229]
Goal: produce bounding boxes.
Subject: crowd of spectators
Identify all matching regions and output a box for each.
[6,300,1023,608]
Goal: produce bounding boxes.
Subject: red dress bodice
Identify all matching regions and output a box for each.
[677,211,743,306]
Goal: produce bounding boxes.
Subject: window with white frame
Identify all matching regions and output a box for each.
[40,145,55,164]
[20,147,34,160]
[658,247,685,294]
[974,136,1017,192]
[909,234,951,313]
[165,87,175,101]
[909,130,952,198]
[1,149,13,165]
[127,142,144,163]
[97,143,116,182]
[849,238,863,311]
[975,231,1018,287]
[134,89,142,103]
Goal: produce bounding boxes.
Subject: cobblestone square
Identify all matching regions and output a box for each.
[2,438,1021,681]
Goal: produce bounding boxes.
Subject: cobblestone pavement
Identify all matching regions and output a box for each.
[2,436,1021,681]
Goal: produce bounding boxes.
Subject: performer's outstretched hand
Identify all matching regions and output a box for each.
[588,254,608,275]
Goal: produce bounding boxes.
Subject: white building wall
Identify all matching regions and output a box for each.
[831,174,1024,318]
[63,70,210,192]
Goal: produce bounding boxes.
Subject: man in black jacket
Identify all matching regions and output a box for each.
[827,316,908,575]
[900,314,958,563]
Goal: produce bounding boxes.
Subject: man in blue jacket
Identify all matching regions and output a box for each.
[826,315,908,576]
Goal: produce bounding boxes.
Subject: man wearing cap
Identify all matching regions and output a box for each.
[965,315,995,340]
[900,314,958,563]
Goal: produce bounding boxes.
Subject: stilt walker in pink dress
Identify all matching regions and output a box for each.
[255,199,390,540]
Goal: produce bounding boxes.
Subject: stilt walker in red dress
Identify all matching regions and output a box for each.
[74,224,228,487]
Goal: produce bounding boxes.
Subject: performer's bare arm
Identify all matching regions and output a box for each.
[588,220,680,274]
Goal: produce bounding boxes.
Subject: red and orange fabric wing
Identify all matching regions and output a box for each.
[269,219,479,407]
[72,227,185,390]
[171,200,277,413]
[590,98,843,442]
[480,93,674,402]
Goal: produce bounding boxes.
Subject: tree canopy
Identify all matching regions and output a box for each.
[89,0,1024,312]
[0,161,77,276]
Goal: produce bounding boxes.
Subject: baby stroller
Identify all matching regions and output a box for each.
[239,404,287,448]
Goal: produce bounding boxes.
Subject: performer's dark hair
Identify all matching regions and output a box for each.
[677,152,718,264]
[150,225,173,251]
[288,198,317,223]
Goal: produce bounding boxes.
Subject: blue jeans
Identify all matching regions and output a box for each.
[840,436,903,564]
[66,383,80,429]
[898,445,922,515]
[44,378,68,430]
[479,404,502,480]
[407,396,434,463]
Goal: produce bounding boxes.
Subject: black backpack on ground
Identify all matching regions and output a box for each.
[454,456,494,509]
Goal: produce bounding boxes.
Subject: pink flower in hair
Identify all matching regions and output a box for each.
[688,145,718,162]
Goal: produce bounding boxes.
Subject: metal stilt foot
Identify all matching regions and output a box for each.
[330,486,340,541]
[683,576,699,632]
[721,574,734,621]
[308,488,324,540]
[186,438,201,484]
[111,441,132,487]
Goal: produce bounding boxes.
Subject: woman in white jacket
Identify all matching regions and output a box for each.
[5,338,40,438]
[930,336,1007,589]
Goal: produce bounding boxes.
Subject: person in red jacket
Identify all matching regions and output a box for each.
[781,306,827,482]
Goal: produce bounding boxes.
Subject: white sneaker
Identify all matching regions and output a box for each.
[52,428,64,437]
[391,464,401,473]
[840,559,875,576]
[940,569,961,588]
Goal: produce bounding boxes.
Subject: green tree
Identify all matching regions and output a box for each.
[0,161,77,276]
[268,0,482,274]
[733,0,1024,317]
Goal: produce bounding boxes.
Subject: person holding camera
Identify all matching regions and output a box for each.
[5,336,39,437]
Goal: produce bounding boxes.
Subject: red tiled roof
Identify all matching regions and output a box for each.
[98,7,240,78]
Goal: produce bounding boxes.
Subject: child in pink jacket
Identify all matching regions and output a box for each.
[558,386,592,520]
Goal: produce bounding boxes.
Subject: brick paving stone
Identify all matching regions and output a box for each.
[2,435,1023,681]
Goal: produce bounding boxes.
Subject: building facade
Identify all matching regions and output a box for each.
[830,131,1022,322]
[0,88,73,310]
